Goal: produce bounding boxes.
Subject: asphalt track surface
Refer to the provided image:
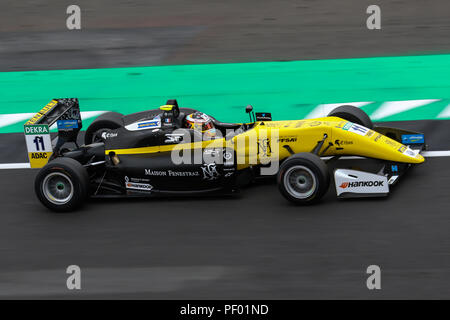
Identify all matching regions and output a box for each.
[0,120,449,299]
[1,0,450,70]
[1,0,450,299]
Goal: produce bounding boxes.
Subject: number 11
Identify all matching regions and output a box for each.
[33,136,45,151]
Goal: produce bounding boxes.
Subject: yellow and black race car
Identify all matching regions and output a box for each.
[24,98,426,212]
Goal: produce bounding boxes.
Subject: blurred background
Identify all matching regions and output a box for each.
[1,0,450,70]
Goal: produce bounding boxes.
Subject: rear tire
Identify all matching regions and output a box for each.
[327,105,373,129]
[35,158,89,212]
[277,152,330,204]
[84,112,123,145]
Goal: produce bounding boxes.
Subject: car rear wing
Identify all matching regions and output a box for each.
[24,98,82,168]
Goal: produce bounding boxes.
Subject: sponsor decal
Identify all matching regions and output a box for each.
[308,121,322,127]
[126,115,162,131]
[334,121,347,129]
[57,119,78,130]
[168,170,199,177]
[334,169,389,197]
[348,123,369,136]
[224,172,233,178]
[24,124,52,168]
[334,139,353,147]
[339,180,385,189]
[342,122,353,130]
[403,148,417,157]
[137,120,160,129]
[201,163,220,180]
[165,133,183,143]
[128,176,151,183]
[24,124,50,135]
[398,145,407,153]
[255,112,272,121]
[401,134,425,144]
[384,139,398,147]
[366,130,375,137]
[278,137,297,143]
[27,152,52,168]
[124,176,153,191]
[25,100,58,125]
[388,176,399,185]
[144,169,200,177]
[30,152,48,159]
[101,132,118,139]
[374,134,382,142]
[145,169,167,176]
[203,148,220,156]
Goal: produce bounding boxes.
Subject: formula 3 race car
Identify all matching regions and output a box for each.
[24,98,426,212]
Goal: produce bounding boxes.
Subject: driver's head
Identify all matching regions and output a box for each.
[185,112,216,139]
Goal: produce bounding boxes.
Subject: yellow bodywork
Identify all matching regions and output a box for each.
[243,117,425,163]
[106,117,424,170]
[226,117,424,169]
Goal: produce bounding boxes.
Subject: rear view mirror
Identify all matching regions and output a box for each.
[245,105,255,122]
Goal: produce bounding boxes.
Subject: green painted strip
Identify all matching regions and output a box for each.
[0,54,449,133]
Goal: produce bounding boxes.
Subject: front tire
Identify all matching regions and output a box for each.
[277,153,330,204]
[327,105,373,129]
[35,158,89,212]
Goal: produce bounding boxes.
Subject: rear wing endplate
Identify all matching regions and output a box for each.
[24,98,82,168]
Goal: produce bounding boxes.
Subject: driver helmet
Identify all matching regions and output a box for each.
[185,112,216,139]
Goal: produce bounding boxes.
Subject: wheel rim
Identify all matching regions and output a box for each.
[283,165,317,199]
[42,172,74,205]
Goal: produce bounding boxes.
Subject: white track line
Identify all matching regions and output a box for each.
[371,99,440,120]
[0,163,30,169]
[437,104,450,119]
[0,151,449,170]
[422,150,450,157]
[0,111,107,130]
[0,113,35,128]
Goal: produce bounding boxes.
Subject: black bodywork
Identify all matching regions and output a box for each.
[50,99,247,198]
